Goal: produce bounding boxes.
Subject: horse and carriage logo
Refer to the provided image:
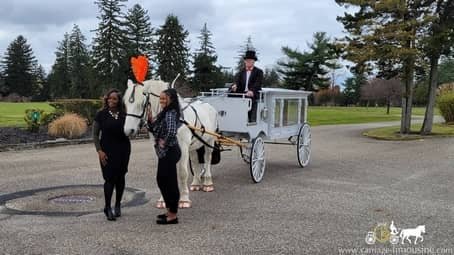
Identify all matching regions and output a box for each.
[365,221,426,245]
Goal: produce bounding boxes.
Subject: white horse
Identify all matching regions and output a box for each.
[123,79,218,208]
[400,225,425,244]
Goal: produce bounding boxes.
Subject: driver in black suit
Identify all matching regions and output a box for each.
[229,50,263,123]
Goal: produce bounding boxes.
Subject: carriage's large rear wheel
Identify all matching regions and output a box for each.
[297,123,311,167]
[250,136,266,183]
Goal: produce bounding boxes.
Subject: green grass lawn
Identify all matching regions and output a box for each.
[363,123,454,140]
[0,102,55,127]
[0,102,437,128]
[307,106,432,126]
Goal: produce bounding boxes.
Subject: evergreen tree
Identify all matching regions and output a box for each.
[124,4,154,58]
[413,81,429,106]
[336,0,430,134]
[192,23,220,91]
[0,54,6,95]
[124,4,155,79]
[69,24,91,98]
[32,64,49,101]
[92,0,128,91]
[278,32,340,91]
[48,33,71,98]
[439,57,454,84]
[277,47,312,90]
[235,36,256,72]
[1,35,37,97]
[420,0,454,134]
[342,76,362,106]
[218,67,235,87]
[263,68,281,87]
[155,14,190,82]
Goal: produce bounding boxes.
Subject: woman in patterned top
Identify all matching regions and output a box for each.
[148,88,182,224]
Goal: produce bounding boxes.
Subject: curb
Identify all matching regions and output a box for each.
[0,134,149,152]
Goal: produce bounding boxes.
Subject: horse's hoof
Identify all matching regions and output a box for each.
[179,201,192,208]
[156,201,166,209]
[190,185,201,191]
[202,185,214,192]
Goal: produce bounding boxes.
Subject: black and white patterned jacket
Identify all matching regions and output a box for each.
[147,109,180,158]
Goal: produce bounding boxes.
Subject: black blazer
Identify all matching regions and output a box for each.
[231,67,263,99]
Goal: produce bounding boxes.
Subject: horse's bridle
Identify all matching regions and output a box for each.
[126,84,160,127]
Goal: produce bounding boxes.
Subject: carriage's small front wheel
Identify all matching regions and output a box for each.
[250,136,266,183]
[297,123,311,168]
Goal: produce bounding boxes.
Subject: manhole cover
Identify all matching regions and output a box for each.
[0,185,148,216]
[50,195,96,204]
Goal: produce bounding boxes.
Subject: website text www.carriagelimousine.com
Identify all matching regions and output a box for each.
[338,246,453,255]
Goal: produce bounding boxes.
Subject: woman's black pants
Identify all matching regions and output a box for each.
[157,146,180,213]
[103,175,125,209]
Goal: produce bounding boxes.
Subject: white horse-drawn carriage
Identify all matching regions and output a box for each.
[198,88,312,183]
[124,79,312,207]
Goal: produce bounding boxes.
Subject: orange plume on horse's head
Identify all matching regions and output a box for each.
[130,55,149,84]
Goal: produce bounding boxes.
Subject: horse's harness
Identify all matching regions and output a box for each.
[126,84,160,128]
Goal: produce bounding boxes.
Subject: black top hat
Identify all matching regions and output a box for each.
[243,50,258,61]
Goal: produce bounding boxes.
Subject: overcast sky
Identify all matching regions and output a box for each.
[0,0,351,83]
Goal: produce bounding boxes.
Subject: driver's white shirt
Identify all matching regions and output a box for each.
[245,70,251,92]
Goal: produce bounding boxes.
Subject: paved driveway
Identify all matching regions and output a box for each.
[0,122,453,255]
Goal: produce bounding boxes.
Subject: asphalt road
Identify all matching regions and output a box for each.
[0,122,453,255]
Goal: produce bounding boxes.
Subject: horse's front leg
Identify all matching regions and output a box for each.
[202,145,215,192]
[177,146,191,208]
[156,197,166,208]
[189,149,202,191]
[415,235,423,244]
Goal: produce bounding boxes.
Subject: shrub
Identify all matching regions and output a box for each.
[24,108,63,132]
[437,92,454,123]
[50,99,102,125]
[48,113,88,139]
[24,109,45,132]
[41,111,64,126]
[438,83,454,95]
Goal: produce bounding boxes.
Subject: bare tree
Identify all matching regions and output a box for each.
[361,78,401,113]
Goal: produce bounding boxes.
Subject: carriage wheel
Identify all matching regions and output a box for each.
[297,123,311,168]
[249,136,266,183]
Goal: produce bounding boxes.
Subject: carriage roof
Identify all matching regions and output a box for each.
[207,87,311,98]
[257,87,311,97]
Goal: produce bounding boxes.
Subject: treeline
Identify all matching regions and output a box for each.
[1,0,453,134]
[336,0,454,134]
[0,1,282,100]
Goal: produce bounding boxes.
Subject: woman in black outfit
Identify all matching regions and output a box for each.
[93,89,131,221]
[148,88,181,225]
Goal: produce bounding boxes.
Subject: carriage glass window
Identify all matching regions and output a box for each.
[283,99,299,126]
[300,99,306,124]
[274,99,281,127]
